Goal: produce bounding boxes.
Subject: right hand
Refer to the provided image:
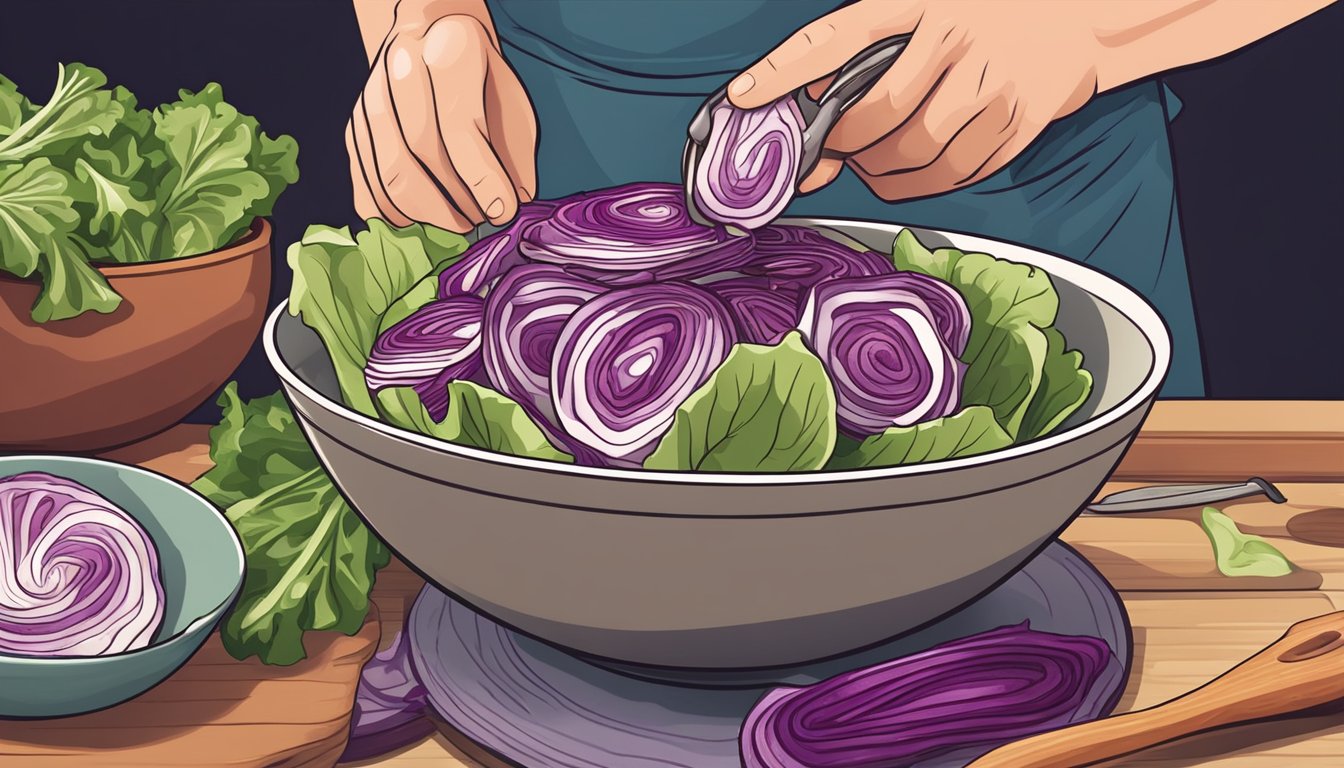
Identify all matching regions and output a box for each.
[348,8,537,232]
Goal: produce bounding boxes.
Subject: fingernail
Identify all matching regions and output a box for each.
[518,187,534,203]
[729,74,755,98]
[486,198,505,219]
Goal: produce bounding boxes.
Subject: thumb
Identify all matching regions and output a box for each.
[727,1,924,109]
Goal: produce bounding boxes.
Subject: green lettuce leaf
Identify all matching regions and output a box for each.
[891,229,1091,440]
[0,158,120,321]
[287,219,469,416]
[1199,507,1293,578]
[645,332,837,472]
[192,383,390,666]
[377,272,443,336]
[30,229,122,322]
[1019,327,1093,440]
[0,63,121,163]
[826,406,1012,470]
[376,382,572,462]
[192,383,321,509]
[67,85,165,258]
[152,99,269,258]
[0,74,35,139]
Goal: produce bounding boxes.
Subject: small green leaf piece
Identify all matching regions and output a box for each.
[1200,507,1293,578]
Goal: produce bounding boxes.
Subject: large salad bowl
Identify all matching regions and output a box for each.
[265,219,1169,670]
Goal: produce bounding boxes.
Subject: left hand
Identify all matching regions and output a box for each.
[725,0,1106,202]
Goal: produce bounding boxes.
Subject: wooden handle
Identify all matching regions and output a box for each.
[969,611,1344,768]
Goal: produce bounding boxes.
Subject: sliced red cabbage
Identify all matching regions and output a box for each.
[740,225,895,289]
[741,622,1116,768]
[364,296,485,421]
[552,282,736,466]
[691,97,805,230]
[709,277,802,345]
[520,182,755,284]
[799,274,966,438]
[0,472,165,657]
[482,263,605,440]
[883,271,973,358]
[438,201,557,298]
[340,629,434,763]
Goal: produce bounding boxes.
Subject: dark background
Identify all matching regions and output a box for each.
[3,0,1341,425]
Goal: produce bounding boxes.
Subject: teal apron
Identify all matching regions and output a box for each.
[489,0,1204,397]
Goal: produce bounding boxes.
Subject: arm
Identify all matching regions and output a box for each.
[352,0,499,64]
[1092,0,1338,92]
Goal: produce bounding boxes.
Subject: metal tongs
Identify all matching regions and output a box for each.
[681,34,913,226]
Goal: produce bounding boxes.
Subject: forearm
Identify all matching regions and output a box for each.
[1092,0,1336,91]
[352,0,495,63]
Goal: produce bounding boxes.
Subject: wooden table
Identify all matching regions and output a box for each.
[97,401,1344,767]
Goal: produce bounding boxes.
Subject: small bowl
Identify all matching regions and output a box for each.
[0,455,244,719]
[0,219,272,453]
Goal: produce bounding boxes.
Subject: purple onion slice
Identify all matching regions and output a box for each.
[741,622,1115,768]
[741,225,895,290]
[799,274,966,437]
[340,629,434,763]
[708,276,802,345]
[520,182,755,283]
[552,282,735,465]
[691,97,806,230]
[437,201,557,298]
[482,263,605,439]
[364,296,485,421]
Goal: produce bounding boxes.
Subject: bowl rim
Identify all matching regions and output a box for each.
[0,455,245,665]
[0,219,271,286]
[265,217,1172,486]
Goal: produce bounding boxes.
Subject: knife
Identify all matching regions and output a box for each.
[1084,477,1287,515]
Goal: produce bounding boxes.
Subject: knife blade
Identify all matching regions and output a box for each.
[1084,477,1287,514]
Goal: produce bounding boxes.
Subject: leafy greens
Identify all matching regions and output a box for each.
[0,63,298,322]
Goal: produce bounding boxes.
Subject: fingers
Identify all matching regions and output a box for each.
[850,56,1002,177]
[345,121,382,222]
[383,36,485,230]
[851,94,1031,202]
[363,53,479,232]
[423,17,520,224]
[484,46,539,202]
[727,1,923,109]
[347,94,413,228]
[798,156,844,194]
[825,20,956,154]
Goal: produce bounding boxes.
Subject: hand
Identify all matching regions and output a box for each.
[727,0,1106,202]
[730,0,1337,203]
[348,4,537,231]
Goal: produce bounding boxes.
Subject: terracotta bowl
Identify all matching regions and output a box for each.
[0,220,271,453]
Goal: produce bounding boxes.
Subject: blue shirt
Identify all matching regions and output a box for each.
[489,0,1204,396]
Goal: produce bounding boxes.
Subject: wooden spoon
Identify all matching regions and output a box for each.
[968,610,1344,768]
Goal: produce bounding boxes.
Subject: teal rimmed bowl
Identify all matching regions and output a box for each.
[0,456,245,718]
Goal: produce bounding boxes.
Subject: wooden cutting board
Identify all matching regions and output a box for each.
[0,426,379,768]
